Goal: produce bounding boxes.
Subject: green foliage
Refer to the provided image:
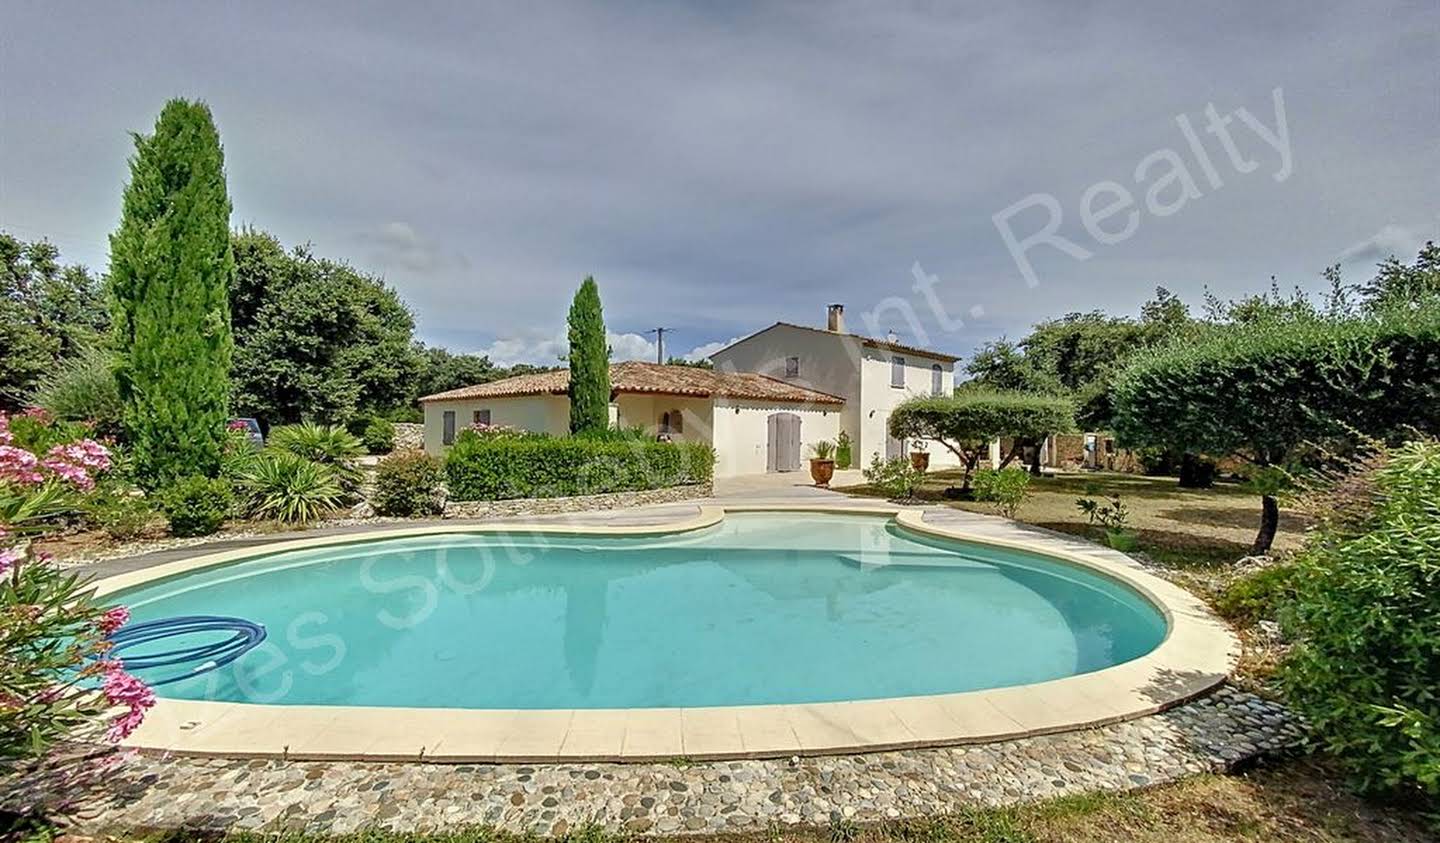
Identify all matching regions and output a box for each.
[361,417,397,454]
[1280,439,1440,810]
[229,229,422,426]
[234,451,344,523]
[85,483,157,540]
[28,344,124,437]
[413,345,497,398]
[1113,309,1440,463]
[2,411,92,454]
[808,439,836,460]
[1215,562,1298,626]
[266,422,364,493]
[444,435,714,501]
[159,475,233,537]
[371,450,445,517]
[566,276,610,434]
[889,392,1074,488]
[1361,241,1440,313]
[835,430,853,469]
[109,100,234,487]
[862,454,924,501]
[0,232,108,410]
[972,468,1031,518]
[1076,494,1130,531]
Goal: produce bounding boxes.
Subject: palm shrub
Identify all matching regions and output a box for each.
[267,422,364,494]
[1280,439,1440,813]
[371,450,445,517]
[234,451,344,523]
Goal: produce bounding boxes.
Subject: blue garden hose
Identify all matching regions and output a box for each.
[106,615,267,686]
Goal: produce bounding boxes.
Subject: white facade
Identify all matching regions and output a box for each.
[709,399,840,476]
[422,394,569,452]
[710,322,958,470]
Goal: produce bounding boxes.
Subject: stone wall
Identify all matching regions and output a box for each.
[393,423,424,451]
[442,482,711,519]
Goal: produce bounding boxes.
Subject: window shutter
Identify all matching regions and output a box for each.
[891,356,905,387]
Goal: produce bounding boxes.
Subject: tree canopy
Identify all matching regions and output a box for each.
[229,229,422,425]
[109,99,234,485]
[566,276,610,434]
[0,233,107,409]
[890,392,1074,489]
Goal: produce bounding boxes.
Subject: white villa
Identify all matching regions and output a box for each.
[420,304,961,477]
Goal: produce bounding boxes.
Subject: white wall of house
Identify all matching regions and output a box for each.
[613,394,714,445]
[856,349,959,469]
[421,395,569,452]
[710,398,841,477]
[709,324,862,456]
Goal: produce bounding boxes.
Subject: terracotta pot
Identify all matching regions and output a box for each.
[809,458,835,487]
[910,451,930,472]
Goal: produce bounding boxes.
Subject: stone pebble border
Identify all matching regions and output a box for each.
[31,686,1299,837]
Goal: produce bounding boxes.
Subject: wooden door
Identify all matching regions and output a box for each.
[767,412,801,472]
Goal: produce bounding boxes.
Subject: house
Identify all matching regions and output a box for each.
[419,304,960,476]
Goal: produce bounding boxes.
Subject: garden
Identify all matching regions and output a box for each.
[2,96,1438,842]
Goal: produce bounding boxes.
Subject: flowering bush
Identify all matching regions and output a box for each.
[0,411,153,817]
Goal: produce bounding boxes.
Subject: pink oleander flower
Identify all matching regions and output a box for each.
[0,546,20,576]
[227,419,250,431]
[0,522,9,540]
[0,414,10,446]
[21,406,49,423]
[98,606,130,636]
[0,445,44,486]
[100,666,155,743]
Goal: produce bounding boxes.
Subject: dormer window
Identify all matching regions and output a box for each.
[891,356,905,388]
[785,356,800,378]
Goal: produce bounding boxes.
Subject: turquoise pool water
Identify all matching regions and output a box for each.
[115,513,1167,708]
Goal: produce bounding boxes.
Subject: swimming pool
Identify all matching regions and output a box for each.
[114,512,1168,710]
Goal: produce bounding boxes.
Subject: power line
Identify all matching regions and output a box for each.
[645,327,673,363]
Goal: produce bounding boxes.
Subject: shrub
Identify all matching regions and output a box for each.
[889,392,1074,491]
[234,451,344,523]
[809,440,836,460]
[862,454,924,501]
[444,435,714,501]
[972,468,1031,518]
[1076,494,1137,551]
[28,345,124,438]
[267,422,364,493]
[371,450,445,517]
[159,475,233,537]
[1216,562,1299,626]
[361,417,396,455]
[835,431,853,469]
[86,484,157,541]
[1280,439,1440,811]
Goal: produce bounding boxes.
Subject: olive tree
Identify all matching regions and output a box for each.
[1112,307,1440,554]
[889,392,1074,491]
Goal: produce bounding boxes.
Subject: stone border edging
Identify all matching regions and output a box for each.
[102,505,1240,763]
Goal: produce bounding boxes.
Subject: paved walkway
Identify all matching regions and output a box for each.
[9,687,1297,837]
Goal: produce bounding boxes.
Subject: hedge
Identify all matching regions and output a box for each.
[443,433,715,501]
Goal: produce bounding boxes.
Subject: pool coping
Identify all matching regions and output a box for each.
[96,503,1240,763]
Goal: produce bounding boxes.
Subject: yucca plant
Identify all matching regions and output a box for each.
[266,423,364,493]
[235,451,344,523]
[808,440,837,460]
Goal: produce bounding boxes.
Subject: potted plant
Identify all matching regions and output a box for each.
[808,440,837,487]
[835,431,853,469]
[909,440,930,472]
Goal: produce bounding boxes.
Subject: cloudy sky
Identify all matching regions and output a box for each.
[2,2,1436,365]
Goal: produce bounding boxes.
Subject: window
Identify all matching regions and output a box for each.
[442,411,457,445]
[785,356,800,378]
[931,363,943,395]
[891,355,905,388]
[659,410,684,435]
[473,409,491,427]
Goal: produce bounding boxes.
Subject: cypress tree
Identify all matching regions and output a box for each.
[566,276,611,434]
[109,99,234,486]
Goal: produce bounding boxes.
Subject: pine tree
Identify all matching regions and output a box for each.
[109,99,234,487]
[566,276,610,434]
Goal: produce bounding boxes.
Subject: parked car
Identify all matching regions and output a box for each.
[228,417,264,448]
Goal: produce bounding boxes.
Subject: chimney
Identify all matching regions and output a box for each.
[826,303,846,333]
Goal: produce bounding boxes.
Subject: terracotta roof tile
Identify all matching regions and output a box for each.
[420,361,845,405]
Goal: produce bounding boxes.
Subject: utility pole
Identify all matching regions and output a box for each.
[646,327,671,363]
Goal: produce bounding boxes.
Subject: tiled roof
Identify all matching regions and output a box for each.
[419,361,845,405]
[713,322,962,363]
